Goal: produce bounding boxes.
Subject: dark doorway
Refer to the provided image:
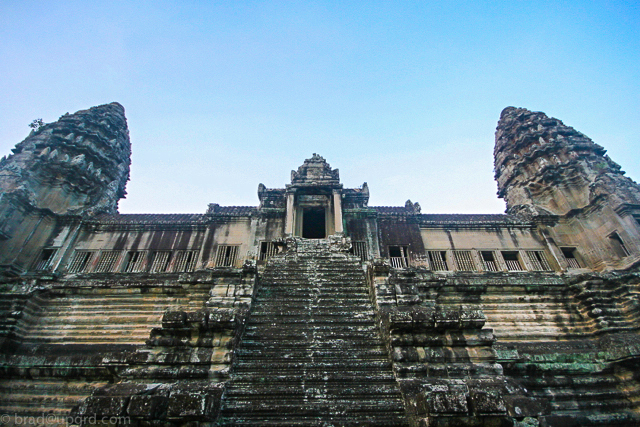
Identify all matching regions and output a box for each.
[302,208,326,238]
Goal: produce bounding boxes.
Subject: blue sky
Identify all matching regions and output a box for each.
[1,1,638,214]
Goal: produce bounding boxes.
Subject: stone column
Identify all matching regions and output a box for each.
[285,192,295,236]
[333,190,343,235]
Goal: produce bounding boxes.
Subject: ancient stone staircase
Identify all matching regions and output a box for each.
[219,238,408,426]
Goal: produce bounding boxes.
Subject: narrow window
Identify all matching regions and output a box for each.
[174,250,199,272]
[94,251,121,273]
[609,232,630,258]
[68,250,95,273]
[389,246,409,268]
[427,250,448,271]
[502,251,524,271]
[351,241,367,261]
[526,250,552,271]
[481,251,498,272]
[34,248,57,271]
[149,251,172,272]
[561,247,582,269]
[215,245,239,267]
[259,242,281,261]
[123,251,147,272]
[452,250,476,271]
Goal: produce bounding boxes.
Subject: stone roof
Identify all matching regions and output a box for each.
[372,207,528,225]
[92,206,258,224]
[91,213,207,224]
[89,208,524,227]
[418,213,528,225]
[211,206,257,216]
[372,206,412,215]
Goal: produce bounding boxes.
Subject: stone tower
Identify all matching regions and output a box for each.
[0,102,130,274]
[494,107,640,270]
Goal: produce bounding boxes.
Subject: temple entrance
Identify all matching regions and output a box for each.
[302,207,326,238]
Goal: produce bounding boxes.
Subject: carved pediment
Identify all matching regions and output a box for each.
[290,153,340,187]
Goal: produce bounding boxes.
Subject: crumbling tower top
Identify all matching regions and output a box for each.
[494,106,640,217]
[0,102,131,216]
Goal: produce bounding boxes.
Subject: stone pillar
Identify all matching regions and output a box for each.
[285,192,295,236]
[333,190,343,235]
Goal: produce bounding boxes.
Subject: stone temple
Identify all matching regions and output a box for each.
[1,103,640,427]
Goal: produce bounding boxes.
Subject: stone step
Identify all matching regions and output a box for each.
[261,274,365,279]
[241,332,383,342]
[218,404,407,420]
[242,326,381,335]
[17,329,153,338]
[256,290,369,296]
[0,379,107,423]
[247,312,375,319]
[253,299,372,305]
[249,306,375,314]
[251,298,372,305]
[216,417,408,427]
[251,301,373,308]
[233,356,391,364]
[230,372,398,383]
[221,398,406,410]
[237,347,386,355]
[232,355,393,366]
[233,344,389,353]
[256,287,369,293]
[225,382,403,393]
[227,374,399,384]
[18,316,162,327]
[245,319,378,327]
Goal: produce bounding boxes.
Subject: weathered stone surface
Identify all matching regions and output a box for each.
[2,103,640,426]
[0,103,130,216]
[495,107,640,214]
[127,395,168,419]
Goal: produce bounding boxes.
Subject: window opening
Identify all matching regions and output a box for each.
[94,251,121,273]
[526,250,552,271]
[259,242,281,261]
[302,207,325,239]
[502,251,524,271]
[149,251,172,272]
[215,245,239,267]
[174,250,199,272]
[481,251,498,272]
[561,247,582,269]
[453,250,475,271]
[428,250,449,271]
[389,246,409,268]
[351,241,368,261]
[123,251,147,273]
[35,248,57,271]
[68,250,94,273]
[609,232,630,258]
